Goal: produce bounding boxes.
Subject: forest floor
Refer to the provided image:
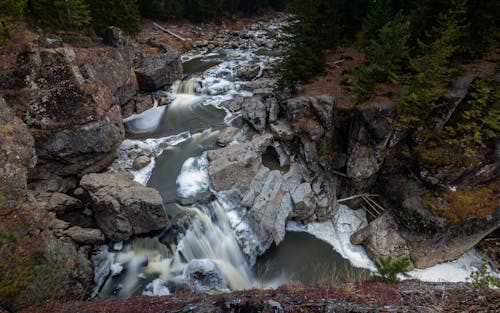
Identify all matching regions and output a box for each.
[22,281,500,313]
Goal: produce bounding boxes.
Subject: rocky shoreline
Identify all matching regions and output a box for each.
[0,12,498,311]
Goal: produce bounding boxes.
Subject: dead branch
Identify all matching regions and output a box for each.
[153,22,186,41]
[337,193,379,203]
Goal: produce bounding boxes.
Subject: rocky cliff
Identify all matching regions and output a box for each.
[0,28,180,308]
[206,56,498,271]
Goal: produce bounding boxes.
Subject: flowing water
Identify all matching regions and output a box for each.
[98,28,494,299]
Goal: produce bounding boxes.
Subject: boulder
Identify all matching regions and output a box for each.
[291,183,316,221]
[250,170,293,244]
[80,173,169,241]
[64,226,105,245]
[238,64,260,80]
[134,49,182,91]
[143,278,170,296]
[184,259,228,292]
[46,192,83,215]
[351,212,412,267]
[0,40,137,178]
[207,134,273,194]
[103,26,126,47]
[217,126,240,147]
[132,155,151,170]
[242,97,267,132]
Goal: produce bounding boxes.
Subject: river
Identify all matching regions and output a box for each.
[95,25,493,299]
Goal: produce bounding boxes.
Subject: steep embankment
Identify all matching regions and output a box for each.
[22,281,500,313]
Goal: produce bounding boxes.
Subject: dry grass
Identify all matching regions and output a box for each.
[422,186,497,223]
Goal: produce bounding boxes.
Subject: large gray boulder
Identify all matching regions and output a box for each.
[80,173,169,241]
[291,182,316,221]
[64,226,106,245]
[250,170,293,244]
[242,97,267,132]
[134,49,182,91]
[207,134,273,194]
[351,211,412,267]
[184,259,228,292]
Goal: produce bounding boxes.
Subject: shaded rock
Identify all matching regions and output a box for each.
[270,121,295,141]
[132,155,151,170]
[310,95,335,130]
[184,259,228,292]
[1,41,136,178]
[103,26,126,47]
[291,183,316,221]
[134,49,182,91]
[217,127,240,147]
[242,97,267,132]
[283,97,311,120]
[238,64,260,80]
[135,93,154,114]
[38,34,63,48]
[351,212,412,266]
[64,226,105,245]
[80,173,169,241]
[0,97,37,207]
[46,192,83,215]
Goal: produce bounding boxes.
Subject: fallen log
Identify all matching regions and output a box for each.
[153,22,186,41]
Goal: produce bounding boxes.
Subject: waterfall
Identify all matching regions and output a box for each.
[175,77,200,94]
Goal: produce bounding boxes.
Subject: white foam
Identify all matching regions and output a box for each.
[287,205,375,270]
[110,262,123,276]
[123,106,166,134]
[288,205,499,283]
[176,153,210,198]
[109,132,191,185]
[143,278,170,296]
[409,250,499,282]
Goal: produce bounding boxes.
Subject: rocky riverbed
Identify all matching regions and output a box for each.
[0,10,498,312]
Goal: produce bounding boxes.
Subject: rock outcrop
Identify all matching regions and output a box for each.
[134,44,182,91]
[0,32,137,178]
[80,173,169,242]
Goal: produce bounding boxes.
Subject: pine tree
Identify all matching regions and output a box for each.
[372,256,411,283]
[86,0,141,35]
[396,0,467,130]
[29,0,90,31]
[359,0,393,48]
[0,0,27,40]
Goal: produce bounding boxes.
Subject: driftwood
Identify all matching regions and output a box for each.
[337,193,379,203]
[338,193,386,218]
[153,22,186,41]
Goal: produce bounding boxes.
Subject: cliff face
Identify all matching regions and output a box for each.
[0,28,181,309]
[0,35,136,179]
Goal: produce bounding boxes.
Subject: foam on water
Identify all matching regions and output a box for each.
[123,106,167,134]
[110,131,191,185]
[176,153,210,198]
[288,205,499,282]
[287,205,376,271]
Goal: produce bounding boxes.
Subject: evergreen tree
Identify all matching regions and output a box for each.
[396,0,467,129]
[359,0,393,48]
[0,0,27,40]
[86,0,141,35]
[364,12,410,80]
[28,0,90,31]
